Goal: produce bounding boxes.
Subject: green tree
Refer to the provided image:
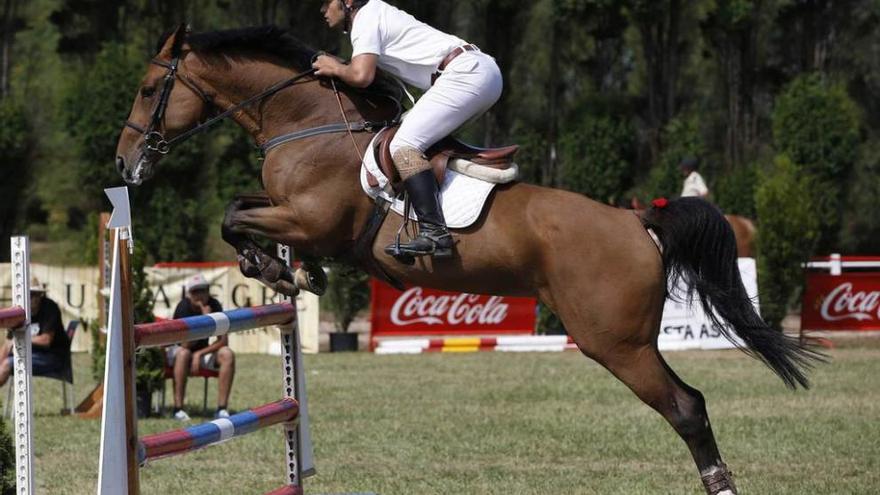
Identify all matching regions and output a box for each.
[323,263,370,333]
[0,407,13,493]
[714,162,758,218]
[839,141,880,253]
[559,115,635,204]
[0,98,31,258]
[754,156,820,329]
[773,74,860,181]
[772,73,861,252]
[64,42,141,209]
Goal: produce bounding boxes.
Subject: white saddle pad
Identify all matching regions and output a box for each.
[359,132,497,229]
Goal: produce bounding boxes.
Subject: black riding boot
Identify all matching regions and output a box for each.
[385,169,454,259]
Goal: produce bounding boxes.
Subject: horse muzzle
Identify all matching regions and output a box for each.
[116,154,153,185]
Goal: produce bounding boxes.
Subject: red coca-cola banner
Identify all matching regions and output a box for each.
[802,272,880,331]
[370,280,537,337]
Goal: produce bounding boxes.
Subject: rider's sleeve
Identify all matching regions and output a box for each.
[351,6,382,57]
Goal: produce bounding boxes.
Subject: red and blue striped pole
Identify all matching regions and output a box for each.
[135,302,295,348]
[0,307,25,329]
[138,398,299,464]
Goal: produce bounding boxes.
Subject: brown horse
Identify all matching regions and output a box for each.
[726,215,757,258]
[115,26,819,494]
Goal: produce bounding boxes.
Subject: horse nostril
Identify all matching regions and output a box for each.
[116,156,125,175]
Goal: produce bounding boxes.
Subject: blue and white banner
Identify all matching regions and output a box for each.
[658,258,757,351]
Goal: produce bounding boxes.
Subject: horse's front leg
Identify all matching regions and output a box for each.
[221,196,327,297]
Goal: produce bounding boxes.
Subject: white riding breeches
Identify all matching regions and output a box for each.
[389,51,503,156]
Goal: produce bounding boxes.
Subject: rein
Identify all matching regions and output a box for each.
[126,55,399,158]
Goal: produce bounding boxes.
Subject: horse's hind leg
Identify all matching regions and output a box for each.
[598,343,737,494]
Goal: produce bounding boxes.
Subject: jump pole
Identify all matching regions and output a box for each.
[4,236,34,494]
[97,187,314,494]
[278,243,316,484]
[97,187,140,494]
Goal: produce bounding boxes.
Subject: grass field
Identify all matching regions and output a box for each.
[7,339,880,494]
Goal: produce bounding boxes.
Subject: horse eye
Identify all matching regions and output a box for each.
[141,87,156,98]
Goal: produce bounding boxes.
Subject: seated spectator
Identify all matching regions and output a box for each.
[0,278,70,386]
[167,274,236,421]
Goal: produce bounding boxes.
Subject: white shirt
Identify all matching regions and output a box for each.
[350,0,469,90]
[681,171,709,198]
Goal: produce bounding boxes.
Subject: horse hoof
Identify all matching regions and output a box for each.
[294,265,327,296]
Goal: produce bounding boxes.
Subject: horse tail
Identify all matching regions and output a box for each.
[641,197,824,389]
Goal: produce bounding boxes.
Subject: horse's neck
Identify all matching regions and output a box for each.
[196,56,374,238]
[193,57,320,143]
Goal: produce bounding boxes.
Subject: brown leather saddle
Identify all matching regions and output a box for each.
[366,126,519,189]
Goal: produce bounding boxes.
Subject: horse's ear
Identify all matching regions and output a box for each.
[159,23,190,58]
[170,23,190,58]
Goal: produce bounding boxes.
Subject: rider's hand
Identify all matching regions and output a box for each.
[312,54,345,77]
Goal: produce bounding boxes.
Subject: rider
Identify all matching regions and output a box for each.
[313,0,503,259]
[679,157,710,199]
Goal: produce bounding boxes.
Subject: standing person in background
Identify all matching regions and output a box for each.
[167,274,236,421]
[0,278,70,387]
[679,157,710,199]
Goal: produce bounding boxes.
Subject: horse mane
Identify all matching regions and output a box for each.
[157,26,316,72]
[156,25,403,101]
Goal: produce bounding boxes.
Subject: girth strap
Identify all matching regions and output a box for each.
[259,120,397,156]
[261,122,367,155]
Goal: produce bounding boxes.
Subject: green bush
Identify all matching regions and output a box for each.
[559,115,635,204]
[134,185,211,263]
[323,264,370,332]
[511,129,550,185]
[772,74,861,251]
[536,304,565,335]
[714,162,758,218]
[0,98,33,258]
[773,74,860,181]
[0,409,13,494]
[839,140,880,253]
[754,156,820,329]
[64,42,143,206]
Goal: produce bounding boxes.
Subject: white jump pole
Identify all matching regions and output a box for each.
[97,186,139,494]
[277,245,315,486]
[10,235,34,494]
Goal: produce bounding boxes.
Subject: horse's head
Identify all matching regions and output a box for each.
[116,24,210,184]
